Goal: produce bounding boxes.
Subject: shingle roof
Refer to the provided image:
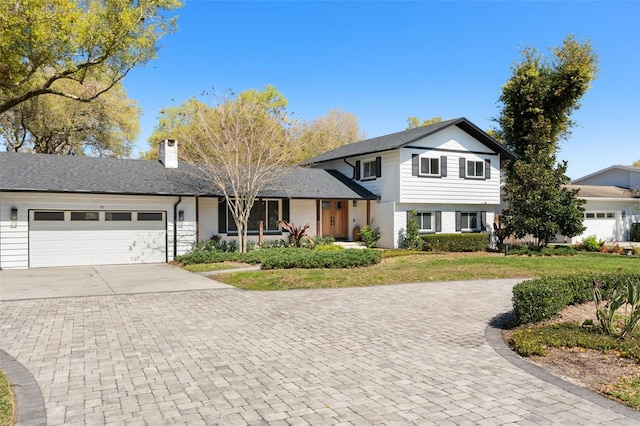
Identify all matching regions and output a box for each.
[568,184,639,199]
[0,152,377,200]
[301,117,517,165]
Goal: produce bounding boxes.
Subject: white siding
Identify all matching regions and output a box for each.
[371,202,396,248]
[198,197,218,241]
[0,192,197,269]
[574,168,640,189]
[399,126,500,204]
[313,151,400,202]
[568,199,640,243]
[290,199,318,237]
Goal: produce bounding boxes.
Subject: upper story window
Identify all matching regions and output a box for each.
[363,160,377,179]
[466,161,485,178]
[420,157,440,176]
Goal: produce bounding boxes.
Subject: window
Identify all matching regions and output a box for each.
[460,212,478,230]
[105,212,132,221]
[138,212,163,221]
[420,157,439,176]
[416,212,432,231]
[228,200,280,233]
[70,211,99,221]
[606,213,615,219]
[584,212,616,220]
[33,211,64,221]
[363,160,377,179]
[466,160,484,178]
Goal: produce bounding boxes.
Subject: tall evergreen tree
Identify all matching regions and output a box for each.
[497,36,598,247]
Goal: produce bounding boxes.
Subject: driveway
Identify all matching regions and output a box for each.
[1,275,639,425]
[0,264,232,300]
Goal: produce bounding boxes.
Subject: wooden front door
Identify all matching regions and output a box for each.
[321,200,348,239]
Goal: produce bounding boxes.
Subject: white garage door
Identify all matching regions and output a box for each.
[582,212,618,242]
[29,210,167,267]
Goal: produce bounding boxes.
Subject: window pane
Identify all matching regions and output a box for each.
[267,200,279,230]
[34,211,65,221]
[606,213,615,219]
[246,202,262,231]
[469,214,477,229]
[70,211,99,221]
[322,201,330,209]
[467,162,474,176]
[430,158,439,175]
[105,212,131,221]
[138,212,163,221]
[596,213,605,219]
[420,158,430,174]
[586,213,595,219]
[476,161,484,176]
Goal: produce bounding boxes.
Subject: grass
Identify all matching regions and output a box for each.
[0,369,14,426]
[603,377,640,410]
[182,262,248,273]
[215,252,639,291]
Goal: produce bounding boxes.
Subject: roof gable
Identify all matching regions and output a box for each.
[301,117,516,165]
[572,165,640,188]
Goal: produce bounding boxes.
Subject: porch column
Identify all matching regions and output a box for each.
[366,200,371,226]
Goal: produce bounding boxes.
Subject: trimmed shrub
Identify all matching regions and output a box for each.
[260,248,382,270]
[632,223,640,243]
[512,272,640,325]
[175,250,237,265]
[578,235,604,252]
[421,233,489,252]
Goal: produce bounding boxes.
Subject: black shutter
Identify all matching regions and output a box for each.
[455,211,462,232]
[459,158,466,178]
[481,211,487,231]
[412,154,419,176]
[435,211,442,232]
[355,160,361,180]
[440,156,447,177]
[282,199,290,223]
[218,197,227,234]
[375,156,382,178]
[485,159,491,180]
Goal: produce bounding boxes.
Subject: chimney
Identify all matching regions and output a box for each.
[159,139,178,168]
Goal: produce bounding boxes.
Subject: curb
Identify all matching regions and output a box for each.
[0,349,46,425]
[485,313,640,421]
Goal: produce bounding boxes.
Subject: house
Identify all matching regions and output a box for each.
[302,118,517,248]
[564,165,640,243]
[0,117,516,269]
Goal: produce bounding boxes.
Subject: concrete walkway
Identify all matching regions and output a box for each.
[1,277,639,425]
[0,264,232,300]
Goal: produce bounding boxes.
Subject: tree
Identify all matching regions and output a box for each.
[0,0,181,115]
[496,35,598,247]
[632,160,640,167]
[406,116,443,129]
[1,79,139,156]
[294,109,365,163]
[177,89,301,253]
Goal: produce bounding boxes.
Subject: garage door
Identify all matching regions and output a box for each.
[29,210,167,267]
[582,212,618,241]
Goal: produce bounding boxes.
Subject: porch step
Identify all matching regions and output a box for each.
[333,241,367,249]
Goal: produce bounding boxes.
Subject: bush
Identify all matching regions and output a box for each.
[421,233,488,252]
[175,250,237,265]
[578,235,604,252]
[512,272,640,325]
[260,248,382,270]
[313,244,343,252]
[403,210,423,250]
[632,223,640,242]
[360,220,381,248]
[507,245,578,256]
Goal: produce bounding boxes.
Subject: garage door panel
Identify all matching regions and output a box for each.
[29,211,166,267]
[583,218,617,241]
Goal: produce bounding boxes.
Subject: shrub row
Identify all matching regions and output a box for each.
[260,248,382,270]
[175,247,382,269]
[512,272,640,325]
[421,233,489,252]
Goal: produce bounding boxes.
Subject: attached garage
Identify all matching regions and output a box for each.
[581,211,618,242]
[29,210,167,267]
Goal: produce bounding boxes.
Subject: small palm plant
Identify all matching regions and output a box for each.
[277,220,314,247]
[592,279,640,339]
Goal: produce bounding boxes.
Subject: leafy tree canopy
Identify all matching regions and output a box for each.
[406,116,442,129]
[632,160,640,167]
[1,79,139,156]
[0,0,182,114]
[497,35,598,247]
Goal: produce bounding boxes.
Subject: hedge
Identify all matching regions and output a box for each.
[512,272,640,325]
[421,233,489,252]
[260,248,382,270]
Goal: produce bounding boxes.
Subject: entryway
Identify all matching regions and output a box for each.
[321,200,348,239]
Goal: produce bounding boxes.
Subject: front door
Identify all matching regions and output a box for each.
[321,200,348,239]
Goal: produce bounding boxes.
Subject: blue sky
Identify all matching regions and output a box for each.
[123,0,640,180]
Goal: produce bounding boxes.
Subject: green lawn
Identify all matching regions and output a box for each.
[214,252,639,290]
[0,369,14,426]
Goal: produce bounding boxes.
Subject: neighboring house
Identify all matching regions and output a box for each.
[564,165,640,243]
[0,117,516,269]
[302,117,517,248]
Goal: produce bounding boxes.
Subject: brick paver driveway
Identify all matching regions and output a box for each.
[1,279,638,425]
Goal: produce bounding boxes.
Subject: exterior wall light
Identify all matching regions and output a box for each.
[10,207,17,220]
